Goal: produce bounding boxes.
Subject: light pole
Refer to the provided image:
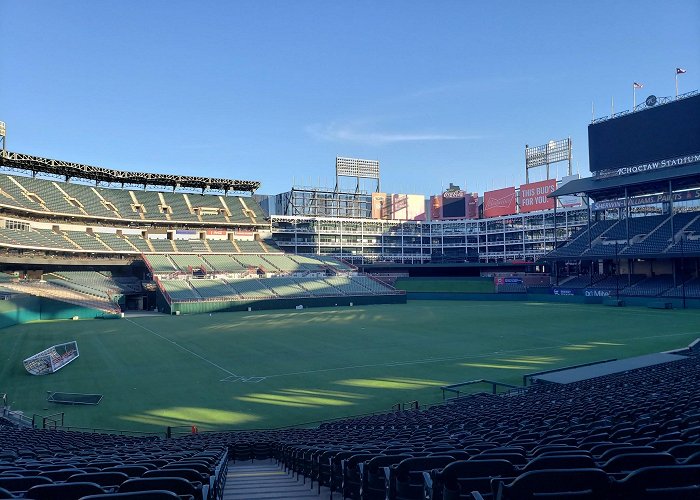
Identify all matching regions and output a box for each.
[681,235,686,309]
[615,241,620,301]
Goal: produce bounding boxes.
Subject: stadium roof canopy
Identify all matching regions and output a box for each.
[0,150,261,193]
[550,161,700,202]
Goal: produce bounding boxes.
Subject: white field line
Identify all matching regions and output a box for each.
[125,318,247,382]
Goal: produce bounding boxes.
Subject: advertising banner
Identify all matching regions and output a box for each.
[371,192,389,219]
[466,193,479,219]
[484,187,517,217]
[494,276,523,285]
[519,179,556,213]
[404,194,426,221]
[592,188,700,211]
[442,190,466,218]
[430,195,442,220]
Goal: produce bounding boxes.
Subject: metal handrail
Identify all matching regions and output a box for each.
[440,379,519,400]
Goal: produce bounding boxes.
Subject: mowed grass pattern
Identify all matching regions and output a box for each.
[1,301,699,433]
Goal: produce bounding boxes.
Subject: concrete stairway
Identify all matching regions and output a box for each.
[224,459,330,500]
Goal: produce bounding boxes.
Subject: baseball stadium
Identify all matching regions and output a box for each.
[2,5,700,500]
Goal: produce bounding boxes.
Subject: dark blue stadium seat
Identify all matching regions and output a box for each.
[26,481,106,500]
[613,464,700,499]
[493,468,611,499]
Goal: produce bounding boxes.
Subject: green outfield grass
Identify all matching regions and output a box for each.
[1,301,699,434]
[394,277,495,293]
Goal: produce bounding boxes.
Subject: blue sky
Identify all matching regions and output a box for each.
[1,1,698,196]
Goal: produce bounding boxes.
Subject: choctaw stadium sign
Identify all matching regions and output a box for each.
[594,153,700,179]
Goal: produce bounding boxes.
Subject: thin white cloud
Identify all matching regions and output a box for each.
[306,122,484,145]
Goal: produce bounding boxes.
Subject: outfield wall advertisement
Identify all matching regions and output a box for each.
[484,186,516,217]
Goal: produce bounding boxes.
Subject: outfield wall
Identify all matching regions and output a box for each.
[0,295,117,329]
[162,294,407,315]
[406,291,700,309]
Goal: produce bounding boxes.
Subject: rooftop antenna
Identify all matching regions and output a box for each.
[0,120,6,155]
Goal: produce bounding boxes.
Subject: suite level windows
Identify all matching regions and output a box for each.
[5,220,30,231]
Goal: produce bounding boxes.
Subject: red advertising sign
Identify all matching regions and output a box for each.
[483,187,516,217]
[206,229,227,235]
[519,179,557,213]
[466,193,479,219]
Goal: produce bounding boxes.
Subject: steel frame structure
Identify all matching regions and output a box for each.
[0,150,260,194]
[525,138,572,184]
[591,89,700,125]
[335,156,380,193]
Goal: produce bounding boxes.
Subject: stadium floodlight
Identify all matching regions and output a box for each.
[23,341,79,375]
[524,138,572,183]
[335,157,380,193]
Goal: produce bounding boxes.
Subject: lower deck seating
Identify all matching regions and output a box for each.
[0,427,227,500]
[0,280,121,314]
[171,352,700,500]
[154,276,399,301]
[2,348,699,499]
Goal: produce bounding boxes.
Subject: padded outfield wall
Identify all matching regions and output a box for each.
[406,291,700,309]
[157,292,407,315]
[0,295,118,329]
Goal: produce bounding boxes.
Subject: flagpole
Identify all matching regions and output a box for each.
[633,83,636,110]
[611,96,614,115]
[676,72,679,98]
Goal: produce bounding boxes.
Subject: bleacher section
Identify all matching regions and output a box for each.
[0,173,264,224]
[170,254,207,273]
[0,279,121,314]
[201,255,250,273]
[587,274,645,290]
[188,279,238,299]
[143,253,348,285]
[663,277,700,298]
[147,254,178,273]
[162,350,700,500]
[0,428,228,500]
[620,275,677,297]
[236,240,264,253]
[159,280,200,300]
[156,276,400,302]
[224,278,276,299]
[549,212,700,259]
